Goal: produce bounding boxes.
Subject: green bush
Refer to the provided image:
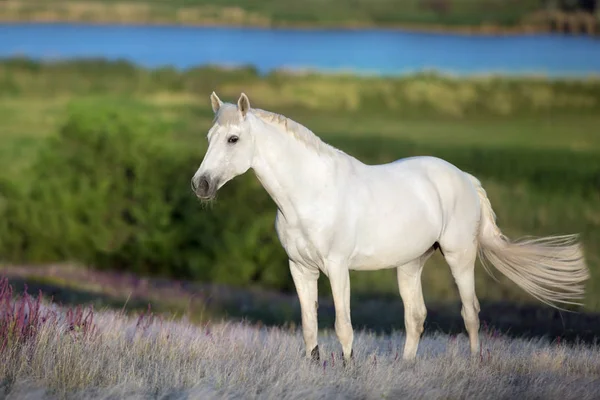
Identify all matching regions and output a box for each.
[0,102,291,290]
[1,102,172,265]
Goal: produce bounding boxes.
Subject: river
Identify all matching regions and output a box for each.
[1,23,599,77]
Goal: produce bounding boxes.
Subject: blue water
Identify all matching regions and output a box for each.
[1,23,600,77]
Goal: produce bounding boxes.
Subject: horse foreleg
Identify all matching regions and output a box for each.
[328,264,354,363]
[289,260,320,361]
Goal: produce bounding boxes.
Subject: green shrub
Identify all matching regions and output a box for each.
[1,102,170,265]
[0,102,293,290]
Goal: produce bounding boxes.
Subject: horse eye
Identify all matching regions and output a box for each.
[228,136,239,144]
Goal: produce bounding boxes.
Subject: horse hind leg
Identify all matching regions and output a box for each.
[397,249,434,360]
[443,243,481,356]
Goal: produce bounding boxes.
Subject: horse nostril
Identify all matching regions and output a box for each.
[192,175,213,198]
[198,177,210,193]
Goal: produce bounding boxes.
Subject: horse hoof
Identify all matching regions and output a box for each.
[342,350,354,368]
[310,345,320,363]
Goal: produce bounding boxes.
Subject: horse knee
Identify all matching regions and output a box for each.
[407,306,427,335]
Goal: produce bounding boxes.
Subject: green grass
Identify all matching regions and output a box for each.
[0,0,550,30]
[0,58,599,311]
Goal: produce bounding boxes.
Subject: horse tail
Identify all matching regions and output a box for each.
[465,173,589,310]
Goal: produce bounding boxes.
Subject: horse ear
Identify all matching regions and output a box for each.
[210,91,222,114]
[237,93,250,118]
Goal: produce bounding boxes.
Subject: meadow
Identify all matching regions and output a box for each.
[2,278,600,400]
[1,57,600,398]
[0,58,600,339]
[0,0,555,31]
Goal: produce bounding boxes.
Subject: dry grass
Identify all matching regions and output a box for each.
[1,279,600,400]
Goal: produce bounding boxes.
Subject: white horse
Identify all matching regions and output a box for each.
[191,92,589,362]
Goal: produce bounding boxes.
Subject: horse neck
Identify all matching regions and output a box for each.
[250,119,340,218]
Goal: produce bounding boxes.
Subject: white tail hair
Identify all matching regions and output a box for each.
[466,174,590,310]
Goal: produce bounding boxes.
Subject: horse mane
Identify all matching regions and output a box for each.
[214,103,344,157]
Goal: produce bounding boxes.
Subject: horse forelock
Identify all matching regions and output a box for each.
[213,103,242,127]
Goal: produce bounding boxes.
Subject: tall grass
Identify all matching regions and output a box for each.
[1,278,600,399]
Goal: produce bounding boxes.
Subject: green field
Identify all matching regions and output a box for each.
[0,0,561,31]
[0,58,599,317]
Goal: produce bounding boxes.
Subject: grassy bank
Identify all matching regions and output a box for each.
[1,279,600,400]
[0,0,573,33]
[0,58,599,313]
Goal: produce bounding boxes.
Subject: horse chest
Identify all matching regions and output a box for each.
[275,211,335,269]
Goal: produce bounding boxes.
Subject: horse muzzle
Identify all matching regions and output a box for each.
[191,174,218,200]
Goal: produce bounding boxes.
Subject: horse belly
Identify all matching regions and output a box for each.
[348,192,441,271]
[349,230,436,270]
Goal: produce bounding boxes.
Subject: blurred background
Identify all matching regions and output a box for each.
[0,0,599,342]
